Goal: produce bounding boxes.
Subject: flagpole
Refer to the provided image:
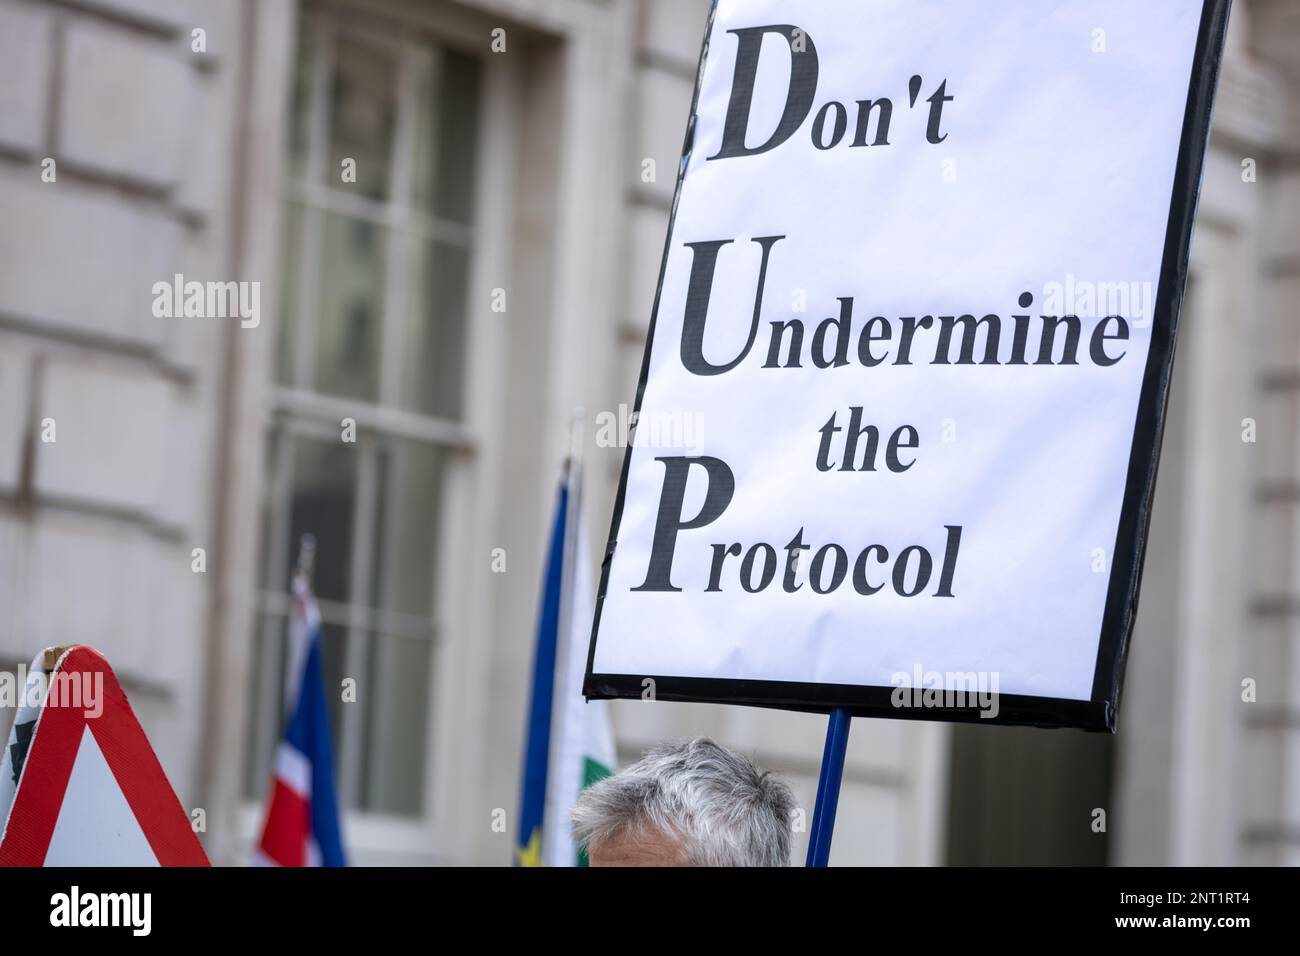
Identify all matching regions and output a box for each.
[296,533,316,585]
[565,407,585,544]
[552,411,584,728]
[538,408,586,866]
[805,707,851,867]
[284,534,317,710]
[555,408,585,683]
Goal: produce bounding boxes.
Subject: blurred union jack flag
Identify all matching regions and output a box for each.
[255,570,347,866]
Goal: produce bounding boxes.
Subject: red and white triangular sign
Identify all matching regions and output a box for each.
[0,646,209,866]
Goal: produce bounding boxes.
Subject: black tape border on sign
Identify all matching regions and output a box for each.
[583,0,1233,733]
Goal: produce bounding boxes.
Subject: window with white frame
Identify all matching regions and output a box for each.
[244,5,482,819]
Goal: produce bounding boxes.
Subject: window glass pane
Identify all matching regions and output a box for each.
[355,437,442,816]
[360,634,431,815]
[414,49,481,222]
[314,212,386,402]
[286,24,317,183]
[256,429,280,589]
[285,434,357,604]
[244,611,289,799]
[370,439,442,618]
[276,205,306,387]
[399,241,468,419]
[317,621,349,768]
[329,33,397,200]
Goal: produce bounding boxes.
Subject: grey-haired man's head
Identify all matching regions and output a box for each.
[572,737,796,867]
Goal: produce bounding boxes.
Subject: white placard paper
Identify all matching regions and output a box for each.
[585,0,1229,730]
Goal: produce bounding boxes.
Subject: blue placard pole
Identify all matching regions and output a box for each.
[805,707,852,867]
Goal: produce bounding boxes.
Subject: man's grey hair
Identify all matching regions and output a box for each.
[572,737,796,866]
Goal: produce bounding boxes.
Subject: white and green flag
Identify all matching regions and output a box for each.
[542,465,617,867]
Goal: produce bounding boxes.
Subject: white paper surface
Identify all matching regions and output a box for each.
[592,0,1203,702]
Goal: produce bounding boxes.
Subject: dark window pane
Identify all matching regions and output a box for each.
[316,622,349,768]
[286,435,356,604]
[328,34,396,200]
[414,49,481,222]
[243,611,290,800]
[314,212,386,402]
[276,205,306,387]
[360,634,431,815]
[370,439,442,618]
[286,24,317,182]
[400,241,468,419]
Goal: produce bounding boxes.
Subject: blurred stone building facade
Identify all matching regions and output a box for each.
[0,0,1298,865]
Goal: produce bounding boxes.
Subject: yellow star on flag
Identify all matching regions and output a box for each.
[516,829,542,867]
